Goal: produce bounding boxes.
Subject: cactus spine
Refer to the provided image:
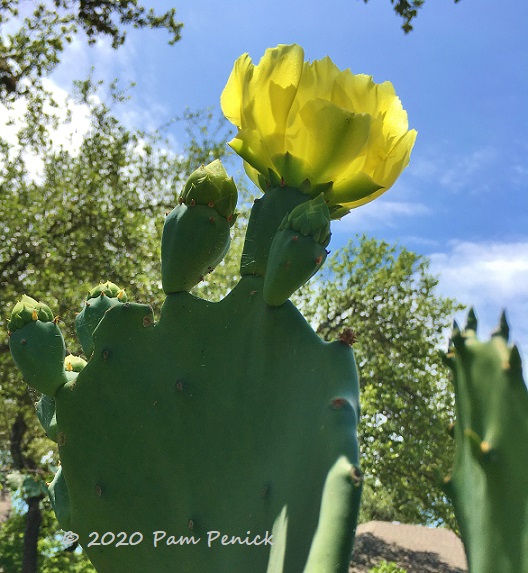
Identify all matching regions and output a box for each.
[443,309,528,573]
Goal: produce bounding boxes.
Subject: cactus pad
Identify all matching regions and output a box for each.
[443,310,528,573]
[9,162,362,573]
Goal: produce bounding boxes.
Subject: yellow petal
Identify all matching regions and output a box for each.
[251,44,304,135]
[328,172,384,207]
[294,56,342,108]
[228,129,275,181]
[221,43,416,215]
[220,53,254,126]
[242,161,265,190]
[297,100,371,182]
[267,81,299,143]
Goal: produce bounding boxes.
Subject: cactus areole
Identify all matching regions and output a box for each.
[8,44,417,572]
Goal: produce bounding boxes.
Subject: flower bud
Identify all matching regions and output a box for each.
[87,281,127,302]
[64,354,87,373]
[280,193,331,247]
[8,295,55,334]
[180,159,238,222]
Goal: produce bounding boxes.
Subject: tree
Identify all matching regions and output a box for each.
[294,236,463,527]
[362,0,462,33]
[0,493,97,572]
[0,80,231,572]
[0,1,182,101]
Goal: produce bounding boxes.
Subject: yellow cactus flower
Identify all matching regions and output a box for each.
[221,44,417,218]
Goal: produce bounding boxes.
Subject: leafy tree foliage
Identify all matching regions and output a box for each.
[0,495,97,572]
[0,1,182,101]
[294,237,463,527]
[369,561,409,573]
[362,0,462,33]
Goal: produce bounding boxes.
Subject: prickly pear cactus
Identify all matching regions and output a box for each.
[9,40,419,572]
[8,161,362,573]
[443,310,528,573]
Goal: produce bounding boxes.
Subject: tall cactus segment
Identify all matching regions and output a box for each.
[9,264,362,573]
[8,43,417,573]
[443,310,528,573]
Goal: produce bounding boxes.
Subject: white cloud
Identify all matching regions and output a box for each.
[439,147,497,191]
[410,145,498,193]
[333,199,430,234]
[0,79,93,180]
[430,240,528,360]
[53,34,174,139]
[430,241,528,301]
[55,30,138,87]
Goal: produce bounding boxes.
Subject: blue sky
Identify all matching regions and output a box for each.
[39,0,528,355]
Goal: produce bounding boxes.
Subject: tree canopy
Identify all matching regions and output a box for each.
[0,1,182,101]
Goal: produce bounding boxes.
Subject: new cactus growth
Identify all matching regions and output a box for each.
[75,281,127,358]
[264,194,331,306]
[443,310,528,573]
[8,295,66,396]
[162,159,238,293]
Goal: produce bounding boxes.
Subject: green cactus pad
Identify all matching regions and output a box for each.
[36,394,58,442]
[10,164,360,573]
[35,355,86,442]
[240,186,309,277]
[263,231,328,307]
[443,310,528,573]
[48,278,360,573]
[49,466,72,531]
[263,195,331,306]
[304,458,362,572]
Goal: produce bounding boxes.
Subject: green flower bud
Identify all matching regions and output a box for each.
[64,354,87,373]
[180,159,238,221]
[87,281,127,302]
[8,295,55,334]
[279,193,331,247]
